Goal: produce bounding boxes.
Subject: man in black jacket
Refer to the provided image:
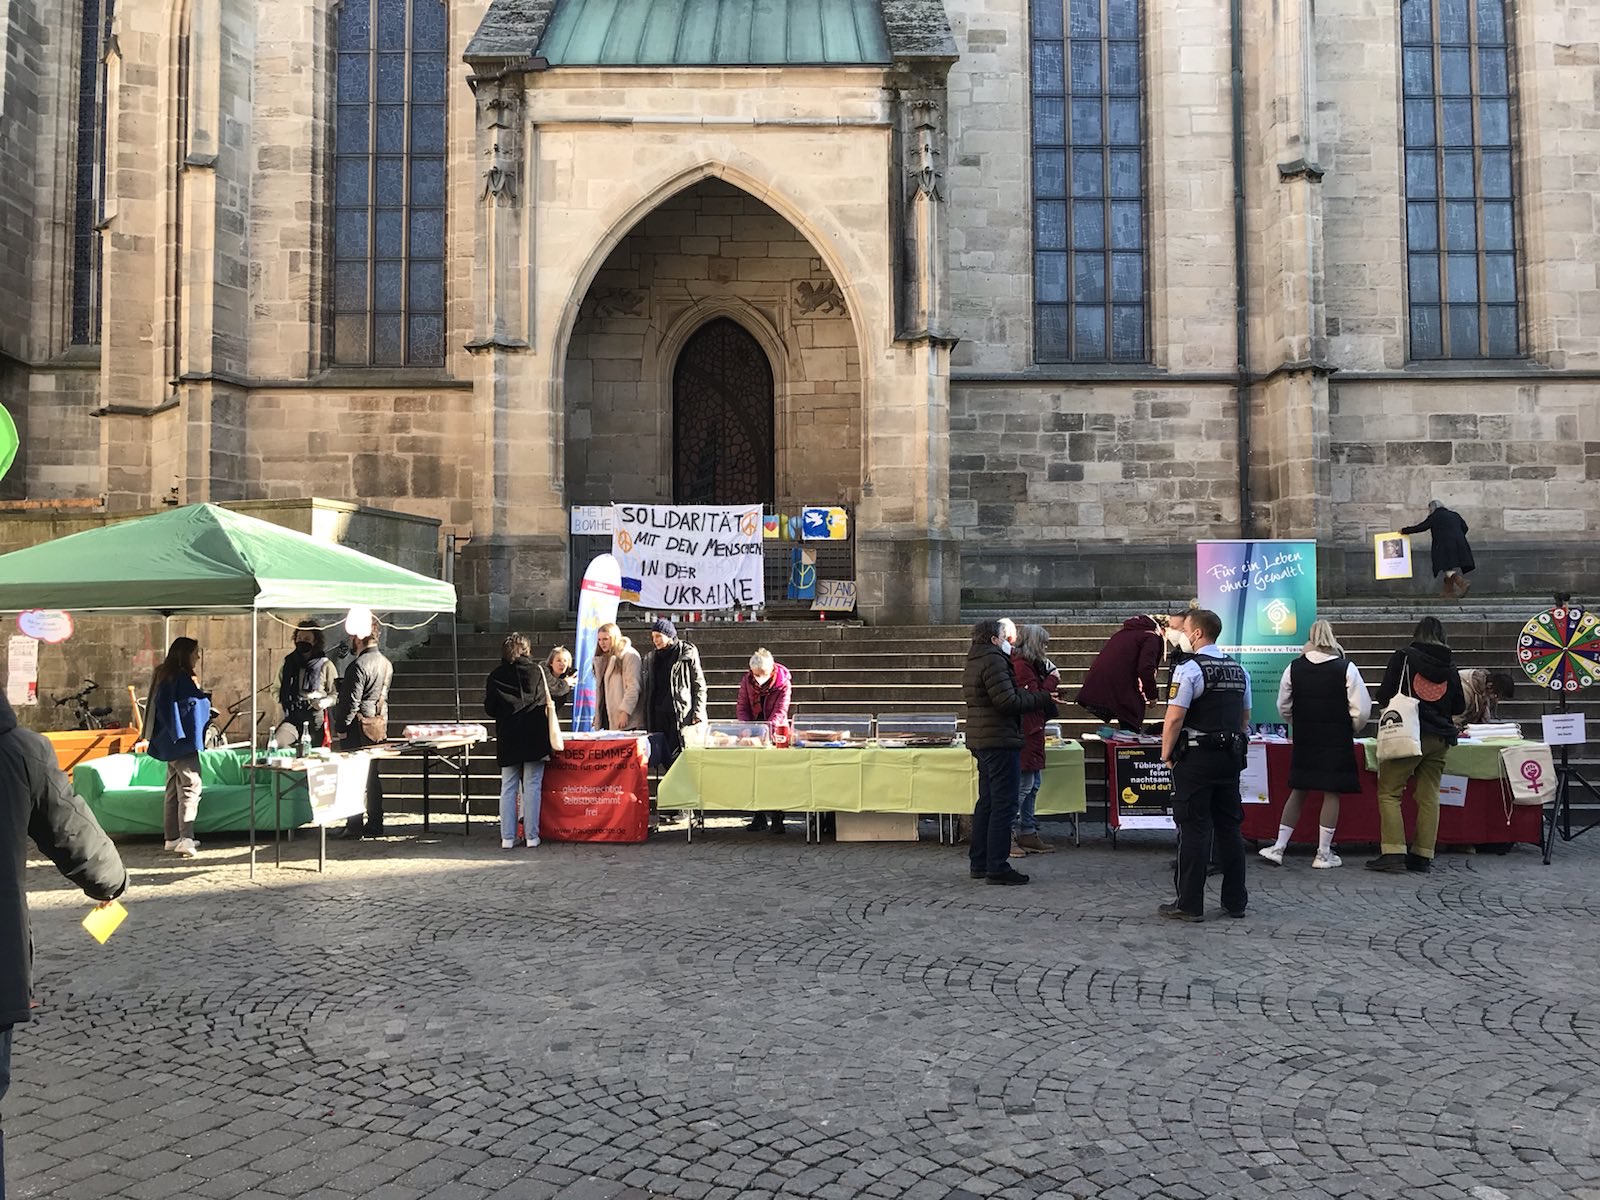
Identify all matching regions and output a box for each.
[963,619,1058,885]
[640,619,706,770]
[2,691,128,1197]
[336,632,394,839]
[1402,500,1476,598]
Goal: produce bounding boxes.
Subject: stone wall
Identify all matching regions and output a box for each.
[564,179,861,508]
[236,388,475,531]
[950,382,1240,540]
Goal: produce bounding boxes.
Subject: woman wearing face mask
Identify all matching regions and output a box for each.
[1075,615,1164,737]
[273,622,338,748]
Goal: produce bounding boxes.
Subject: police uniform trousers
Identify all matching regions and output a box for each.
[1172,745,1248,917]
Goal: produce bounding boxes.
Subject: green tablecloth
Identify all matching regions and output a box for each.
[72,749,313,835]
[1358,737,1526,779]
[658,743,1086,815]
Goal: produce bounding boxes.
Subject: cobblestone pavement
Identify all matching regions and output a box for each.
[10,816,1600,1200]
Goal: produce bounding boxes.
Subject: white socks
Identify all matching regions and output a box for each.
[1272,824,1293,852]
[1318,825,1336,854]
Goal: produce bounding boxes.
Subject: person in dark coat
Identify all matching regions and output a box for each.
[272,622,338,749]
[1076,615,1164,734]
[1259,620,1372,870]
[1402,500,1476,597]
[485,634,554,849]
[2,690,129,1198]
[963,619,1058,886]
[1367,616,1466,874]
[335,632,393,839]
[640,619,706,770]
[736,650,792,834]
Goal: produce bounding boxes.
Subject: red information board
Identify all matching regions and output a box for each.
[539,734,650,843]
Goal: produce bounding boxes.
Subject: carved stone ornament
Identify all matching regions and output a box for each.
[585,289,646,318]
[474,79,523,205]
[908,111,944,203]
[795,279,847,316]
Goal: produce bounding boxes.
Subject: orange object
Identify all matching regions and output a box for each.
[42,728,140,775]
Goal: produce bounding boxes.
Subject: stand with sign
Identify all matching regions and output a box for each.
[1196,541,1318,725]
[1103,742,1177,844]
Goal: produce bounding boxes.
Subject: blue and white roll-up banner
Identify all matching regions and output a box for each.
[571,554,622,733]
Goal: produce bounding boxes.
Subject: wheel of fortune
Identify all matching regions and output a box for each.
[1517,606,1600,694]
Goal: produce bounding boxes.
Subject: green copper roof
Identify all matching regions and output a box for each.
[537,0,892,66]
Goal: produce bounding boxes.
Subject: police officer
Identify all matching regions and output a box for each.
[1158,608,1251,922]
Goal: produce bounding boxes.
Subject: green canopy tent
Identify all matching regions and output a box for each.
[0,504,460,873]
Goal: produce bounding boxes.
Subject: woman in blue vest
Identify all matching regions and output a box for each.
[146,637,212,858]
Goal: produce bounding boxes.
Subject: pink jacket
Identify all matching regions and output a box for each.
[736,662,792,724]
[1014,656,1061,772]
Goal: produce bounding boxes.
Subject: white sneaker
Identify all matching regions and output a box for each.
[527,837,540,848]
[1312,849,1342,869]
[501,838,516,849]
[172,838,199,858]
[1258,845,1285,866]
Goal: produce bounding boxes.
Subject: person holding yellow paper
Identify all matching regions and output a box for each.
[1,689,128,1198]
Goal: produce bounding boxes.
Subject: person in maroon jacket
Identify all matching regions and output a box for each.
[1012,624,1061,854]
[736,649,792,834]
[1076,615,1164,735]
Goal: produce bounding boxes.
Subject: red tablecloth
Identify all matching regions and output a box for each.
[1104,742,1541,847]
[1240,742,1539,847]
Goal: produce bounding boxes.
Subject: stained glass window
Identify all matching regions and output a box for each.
[332,0,448,366]
[1029,0,1147,362]
[1401,0,1520,359]
[71,0,115,345]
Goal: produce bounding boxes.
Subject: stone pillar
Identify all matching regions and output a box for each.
[464,67,566,624]
[1248,0,1332,541]
[856,68,961,624]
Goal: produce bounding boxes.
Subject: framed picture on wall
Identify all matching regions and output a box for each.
[1374,532,1413,580]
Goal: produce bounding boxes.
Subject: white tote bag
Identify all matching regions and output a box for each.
[1376,668,1423,761]
[1500,744,1556,805]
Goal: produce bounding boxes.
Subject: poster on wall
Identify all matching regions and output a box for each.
[787,548,818,601]
[1373,532,1413,580]
[5,635,38,706]
[611,505,764,610]
[1109,744,1176,830]
[1195,541,1318,725]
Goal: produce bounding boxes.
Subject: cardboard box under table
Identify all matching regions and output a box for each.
[658,744,1086,842]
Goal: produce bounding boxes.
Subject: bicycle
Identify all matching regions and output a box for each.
[52,680,115,731]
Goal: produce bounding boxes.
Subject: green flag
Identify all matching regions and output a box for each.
[0,403,16,483]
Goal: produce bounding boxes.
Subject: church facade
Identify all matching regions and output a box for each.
[1,0,1597,622]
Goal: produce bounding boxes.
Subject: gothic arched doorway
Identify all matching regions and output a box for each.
[672,317,775,506]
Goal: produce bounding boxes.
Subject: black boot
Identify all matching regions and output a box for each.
[1405,852,1432,873]
[745,814,768,832]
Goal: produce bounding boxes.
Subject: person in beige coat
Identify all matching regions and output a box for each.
[593,623,644,731]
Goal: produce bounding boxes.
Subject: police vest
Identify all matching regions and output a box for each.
[1183,654,1247,735]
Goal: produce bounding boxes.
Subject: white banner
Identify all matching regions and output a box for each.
[5,635,38,705]
[306,754,374,825]
[611,504,764,610]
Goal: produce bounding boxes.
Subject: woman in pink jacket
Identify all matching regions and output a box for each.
[1012,624,1061,855]
[737,649,791,834]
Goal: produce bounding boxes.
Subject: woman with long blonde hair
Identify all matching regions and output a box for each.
[592,622,643,731]
[1262,619,1372,869]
